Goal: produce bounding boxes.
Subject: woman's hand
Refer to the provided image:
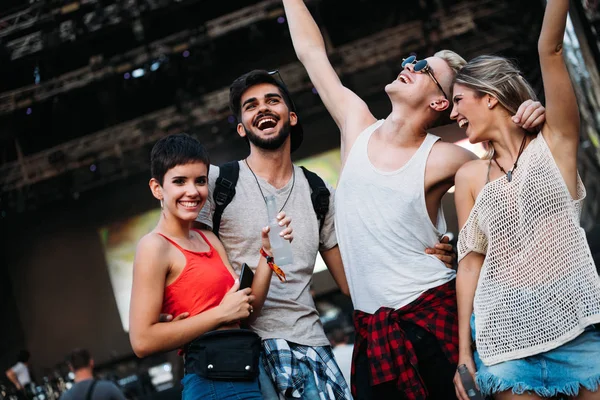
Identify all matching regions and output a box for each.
[277,211,293,242]
[453,352,478,400]
[217,280,255,324]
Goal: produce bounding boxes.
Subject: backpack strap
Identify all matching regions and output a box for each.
[85,379,98,400]
[212,161,240,238]
[300,166,330,232]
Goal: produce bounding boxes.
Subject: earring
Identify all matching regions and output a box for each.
[160,199,164,209]
[488,102,492,108]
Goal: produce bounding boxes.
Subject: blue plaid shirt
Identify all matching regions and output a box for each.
[261,339,352,399]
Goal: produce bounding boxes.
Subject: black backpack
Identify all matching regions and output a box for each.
[212,161,330,238]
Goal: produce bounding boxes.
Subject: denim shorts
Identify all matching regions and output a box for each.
[181,373,263,400]
[471,315,600,397]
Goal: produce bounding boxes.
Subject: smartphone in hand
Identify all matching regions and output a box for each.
[239,263,254,291]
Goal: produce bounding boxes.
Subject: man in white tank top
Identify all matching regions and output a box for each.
[282,1,547,398]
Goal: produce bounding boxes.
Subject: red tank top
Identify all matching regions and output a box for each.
[159,229,234,318]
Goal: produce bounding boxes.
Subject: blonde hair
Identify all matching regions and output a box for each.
[454,55,538,159]
[430,50,467,128]
[434,50,467,99]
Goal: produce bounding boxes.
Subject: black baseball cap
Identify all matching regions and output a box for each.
[229,69,304,153]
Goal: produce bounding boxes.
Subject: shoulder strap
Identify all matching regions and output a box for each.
[212,161,240,238]
[85,379,98,400]
[300,166,330,231]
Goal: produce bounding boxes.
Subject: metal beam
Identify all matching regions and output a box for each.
[0,3,489,192]
[0,0,309,115]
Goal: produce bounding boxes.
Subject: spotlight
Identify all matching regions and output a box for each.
[90,164,97,172]
[132,68,145,78]
[183,50,190,58]
[150,61,160,71]
[227,115,235,124]
[277,16,285,24]
[124,72,131,79]
[34,66,41,84]
[26,107,32,115]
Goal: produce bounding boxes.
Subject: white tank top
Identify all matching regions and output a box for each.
[335,120,455,314]
[458,134,600,366]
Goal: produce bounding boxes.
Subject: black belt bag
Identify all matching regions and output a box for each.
[184,329,261,381]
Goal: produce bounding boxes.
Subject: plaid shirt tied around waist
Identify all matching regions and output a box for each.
[261,339,352,399]
[352,280,459,400]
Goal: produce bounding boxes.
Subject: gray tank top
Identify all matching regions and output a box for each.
[335,120,455,313]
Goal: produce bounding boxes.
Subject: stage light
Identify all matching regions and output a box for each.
[34,66,41,84]
[227,115,235,124]
[132,68,145,78]
[277,16,285,24]
[183,50,190,58]
[150,61,160,71]
[124,72,131,79]
[90,164,97,172]
[26,107,32,115]
[312,87,318,94]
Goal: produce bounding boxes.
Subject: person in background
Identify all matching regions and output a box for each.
[5,350,31,399]
[59,348,127,400]
[329,328,354,387]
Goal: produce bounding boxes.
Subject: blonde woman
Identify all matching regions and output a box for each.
[451,0,600,399]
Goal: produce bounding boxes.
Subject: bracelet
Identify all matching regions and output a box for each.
[260,248,287,282]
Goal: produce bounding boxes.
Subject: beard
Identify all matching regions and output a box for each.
[243,119,292,151]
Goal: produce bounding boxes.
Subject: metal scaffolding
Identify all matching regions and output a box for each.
[0,0,535,215]
[0,0,301,115]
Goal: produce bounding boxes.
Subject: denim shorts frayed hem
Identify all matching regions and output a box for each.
[475,368,600,398]
[471,315,600,397]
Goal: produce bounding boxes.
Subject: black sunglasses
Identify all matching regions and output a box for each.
[401,55,448,100]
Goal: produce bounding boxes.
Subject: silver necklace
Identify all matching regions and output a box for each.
[244,159,295,213]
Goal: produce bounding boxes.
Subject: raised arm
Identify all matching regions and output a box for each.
[538,0,580,160]
[129,234,252,357]
[282,0,374,149]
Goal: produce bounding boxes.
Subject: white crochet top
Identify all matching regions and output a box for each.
[458,134,600,366]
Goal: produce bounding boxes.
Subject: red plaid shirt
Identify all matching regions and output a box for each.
[351,280,459,400]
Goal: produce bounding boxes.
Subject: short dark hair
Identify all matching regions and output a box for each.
[68,348,91,371]
[17,350,30,363]
[150,133,210,185]
[229,70,294,122]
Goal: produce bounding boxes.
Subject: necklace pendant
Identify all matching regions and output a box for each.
[507,170,513,182]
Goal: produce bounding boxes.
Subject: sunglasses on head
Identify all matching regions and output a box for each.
[268,69,297,111]
[401,55,448,100]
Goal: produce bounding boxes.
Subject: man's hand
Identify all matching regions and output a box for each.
[512,99,545,131]
[158,312,189,323]
[425,235,456,269]
[277,211,293,242]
